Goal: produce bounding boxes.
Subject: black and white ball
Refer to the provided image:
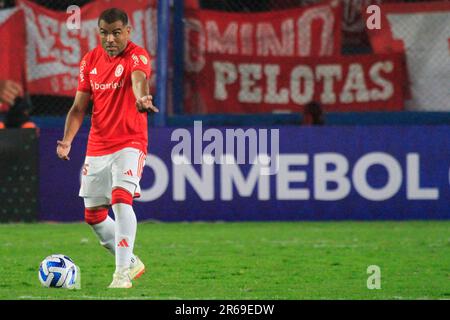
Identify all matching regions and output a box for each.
[38,254,78,289]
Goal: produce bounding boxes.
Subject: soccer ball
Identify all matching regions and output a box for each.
[38,254,78,289]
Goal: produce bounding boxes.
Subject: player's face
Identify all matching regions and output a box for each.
[98,20,131,57]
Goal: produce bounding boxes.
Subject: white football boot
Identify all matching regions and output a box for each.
[108,269,132,289]
[129,256,145,280]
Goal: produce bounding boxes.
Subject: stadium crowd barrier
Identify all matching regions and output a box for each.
[0,129,39,222]
[38,125,450,222]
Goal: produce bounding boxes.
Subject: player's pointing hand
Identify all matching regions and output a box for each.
[56,140,71,161]
[136,95,159,113]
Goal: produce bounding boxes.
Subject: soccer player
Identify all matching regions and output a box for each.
[56,8,158,288]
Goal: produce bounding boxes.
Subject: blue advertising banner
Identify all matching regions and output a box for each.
[39,125,450,221]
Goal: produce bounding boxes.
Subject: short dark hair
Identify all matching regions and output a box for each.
[98,8,128,26]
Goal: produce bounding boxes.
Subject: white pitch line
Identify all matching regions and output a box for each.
[18,295,184,300]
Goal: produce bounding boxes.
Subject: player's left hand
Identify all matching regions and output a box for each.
[56,140,71,161]
[136,95,159,113]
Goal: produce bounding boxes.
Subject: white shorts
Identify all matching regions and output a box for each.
[79,147,146,207]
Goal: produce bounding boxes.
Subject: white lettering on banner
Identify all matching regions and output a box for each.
[406,154,439,200]
[257,20,295,56]
[316,65,342,104]
[221,155,270,201]
[291,65,315,105]
[20,1,156,83]
[238,64,263,103]
[213,61,394,106]
[22,4,79,81]
[185,5,336,72]
[136,152,440,202]
[297,6,335,56]
[276,155,310,200]
[139,155,169,201]
[369,61,394,100]
[387,12,450,111]
[213,62,236,100]
[340,64,370,103]
[173,155,214,201]
[314,153,351,201]
[264,65,289,104]
[352,152,402,201]
[206,21,239,54]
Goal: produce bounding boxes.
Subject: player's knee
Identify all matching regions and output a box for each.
[84,207,108,225]
[111,188,133,205]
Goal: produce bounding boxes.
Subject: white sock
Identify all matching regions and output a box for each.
[90,214,137,266]
[111,203,137,272]
[91,215,116,254]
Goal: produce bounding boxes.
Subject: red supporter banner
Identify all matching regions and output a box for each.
[184,0,342,74]
[364,1,450,111]
[0,8,26,112]
[284,0,399,46]
[0,8,25,84]
[184,1,344,113]
[187,53,405,113]
[17,0,156,97]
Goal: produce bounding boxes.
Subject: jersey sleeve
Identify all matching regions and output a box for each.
[130,48,152,79]
[77,53,91,93]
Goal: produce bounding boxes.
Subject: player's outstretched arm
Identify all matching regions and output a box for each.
[131,70,159,113]
[56,91,90,161]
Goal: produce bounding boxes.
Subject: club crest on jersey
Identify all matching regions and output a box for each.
[115,64,124,77]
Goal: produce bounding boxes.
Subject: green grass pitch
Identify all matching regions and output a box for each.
[0,221,448,300]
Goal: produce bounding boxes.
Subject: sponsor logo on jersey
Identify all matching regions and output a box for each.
[115,64,124,77]
[89,68,97,75]
[90,79,124,90]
